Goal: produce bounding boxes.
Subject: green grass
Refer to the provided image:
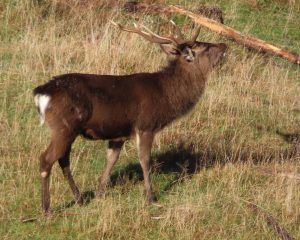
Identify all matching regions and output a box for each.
[1,0,300,239]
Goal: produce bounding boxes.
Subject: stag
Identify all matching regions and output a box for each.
[33,21,227,213]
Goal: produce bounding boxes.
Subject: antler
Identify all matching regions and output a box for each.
[168,21,201,44]
[111,20,200,45]
[169,20,184,42]
[111,20,178,45]
[191,27,201,43]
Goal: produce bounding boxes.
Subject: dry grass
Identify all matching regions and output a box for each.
[0,0,300,239]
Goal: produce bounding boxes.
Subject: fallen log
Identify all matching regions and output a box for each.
[120,2,300,65]
[169,6,300,65]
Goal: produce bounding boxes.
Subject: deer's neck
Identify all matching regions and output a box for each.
[160,59,208,117]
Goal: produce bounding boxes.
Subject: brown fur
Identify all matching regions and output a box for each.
[34,40,227,214]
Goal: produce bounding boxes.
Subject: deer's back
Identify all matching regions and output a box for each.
[36,72,170,140]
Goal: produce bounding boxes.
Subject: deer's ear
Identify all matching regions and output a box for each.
[160,44,180,56]
[192,44,209,55]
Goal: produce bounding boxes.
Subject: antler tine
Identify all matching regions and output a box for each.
[110,20,143,35]
[191,27,201,43]
[139,23,179,45]
[170,20,184,42]
[111,20,177,45]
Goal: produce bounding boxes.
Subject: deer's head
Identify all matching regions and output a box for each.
[112,20,227,70]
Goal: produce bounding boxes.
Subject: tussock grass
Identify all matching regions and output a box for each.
[0,0,300,239]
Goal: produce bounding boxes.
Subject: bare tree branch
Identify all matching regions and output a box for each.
[247,202,296,240]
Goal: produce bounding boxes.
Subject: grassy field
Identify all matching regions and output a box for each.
[1,0,300,239]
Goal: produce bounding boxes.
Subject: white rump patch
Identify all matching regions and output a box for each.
[34,94,51,125]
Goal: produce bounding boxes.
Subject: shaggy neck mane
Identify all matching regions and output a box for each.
[159,59,208,117]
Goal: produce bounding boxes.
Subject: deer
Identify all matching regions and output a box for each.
[33,20,227,214]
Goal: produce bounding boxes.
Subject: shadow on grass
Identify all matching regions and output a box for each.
[109,143,218,196]
[53,138,299,212]
[53,190,95,212]
[276,130,300,143]
[54,143,206,211]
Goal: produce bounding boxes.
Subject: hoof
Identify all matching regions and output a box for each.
[43,209,53,218]
[146,195,157,205]
[96,189,105,198]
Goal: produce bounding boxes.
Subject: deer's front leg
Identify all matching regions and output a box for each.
[97,140,124,197]
[136,131,155,203]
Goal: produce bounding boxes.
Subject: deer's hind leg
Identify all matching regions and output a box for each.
[58,147,83,206]
[39,131,77,214]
